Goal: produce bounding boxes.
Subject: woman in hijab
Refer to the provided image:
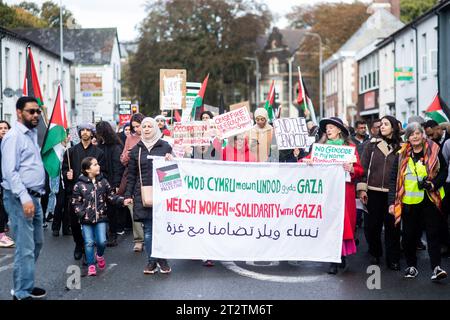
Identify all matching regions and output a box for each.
[248,108,273,162]
[124,117,173,275]
[155,115,172,137]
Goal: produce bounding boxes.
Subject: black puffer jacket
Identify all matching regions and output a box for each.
[125,139,172,222]
[72,174,123,225]
[62,143,106,195]
[98,143,124,189]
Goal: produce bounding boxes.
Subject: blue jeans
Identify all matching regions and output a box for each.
[3,190,44,300]
[46,175,60,215]
[143,219,157,264]
[82,222,107,266]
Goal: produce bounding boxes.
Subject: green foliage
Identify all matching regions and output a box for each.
[400,0,438,23]
[128,0,271,117]
[0,1,77,29]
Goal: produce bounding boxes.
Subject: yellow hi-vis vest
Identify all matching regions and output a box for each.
[403,157,445,205]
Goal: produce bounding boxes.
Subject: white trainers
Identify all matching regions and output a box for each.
[404,266,419,278]
[431,266,447,282]
[0,235,15,248]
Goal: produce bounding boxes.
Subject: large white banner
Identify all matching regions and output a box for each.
[152,158,346,263]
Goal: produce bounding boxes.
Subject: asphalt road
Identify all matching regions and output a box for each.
[1,226,450,300]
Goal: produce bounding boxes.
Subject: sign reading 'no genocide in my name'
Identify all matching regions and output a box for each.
[310,143,357,163]
[273,117,310,150]
[173,121,211,146]
[160,69,187,110]
[213,106,253,139]
[151,157,346,262]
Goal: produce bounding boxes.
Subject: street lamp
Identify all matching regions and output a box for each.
[243,56,260,107]
[288,31,323,120]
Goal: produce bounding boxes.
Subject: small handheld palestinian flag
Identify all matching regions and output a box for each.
[190,74,209,120]
[425,93,450,123]
[264,80,275,121]
[41,85,68,177]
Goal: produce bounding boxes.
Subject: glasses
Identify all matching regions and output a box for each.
[23,108,42,115]
[156,119,165,122]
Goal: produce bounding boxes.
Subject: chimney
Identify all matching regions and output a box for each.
[368,0,400,19]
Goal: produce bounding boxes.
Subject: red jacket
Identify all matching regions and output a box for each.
[299,143,363,241]
[222,138,256,162]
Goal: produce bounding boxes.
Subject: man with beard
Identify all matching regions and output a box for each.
[424,120,450,149]
[1,97,46,300]
[62,123,106,261]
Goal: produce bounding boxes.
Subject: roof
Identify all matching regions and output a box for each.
[12,28,120,65]
[322,8,404,69]
[0,26,72,64]
[377,0,450,49]
[256,28,306,54]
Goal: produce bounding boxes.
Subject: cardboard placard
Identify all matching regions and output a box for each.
[160,69,187,110]
[172,121,212,146]
[213,107,253,139]
[273,117,311,150]
[229,101,250,113]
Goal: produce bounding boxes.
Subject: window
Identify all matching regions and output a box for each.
[421,33,427,75]
[5,48,10,87]
[18,51,23,87]
[359,53,379,93]
[430,49,438,73]
[269,57,279,75]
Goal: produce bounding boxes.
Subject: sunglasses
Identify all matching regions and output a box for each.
[23,108,42,115]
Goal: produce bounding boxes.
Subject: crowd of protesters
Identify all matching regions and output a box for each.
[1,95,450,300]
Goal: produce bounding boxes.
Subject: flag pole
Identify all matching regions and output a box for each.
[59,0,64,86]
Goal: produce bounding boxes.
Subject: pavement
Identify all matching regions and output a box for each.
[1,226,450,300]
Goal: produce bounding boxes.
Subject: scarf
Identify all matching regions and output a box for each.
[326,138,345,146]
[394,139,442,225]
[140,117,162,151]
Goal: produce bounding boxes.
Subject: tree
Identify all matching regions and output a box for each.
[128,0,271,116]
[16,1,40,15]
[400,0,438,23]
[286,2,370,115]
[40,1,77,28]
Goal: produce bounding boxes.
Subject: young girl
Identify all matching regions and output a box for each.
[72,157,128,276]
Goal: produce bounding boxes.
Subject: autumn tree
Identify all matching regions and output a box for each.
[128,0,271,116]
[286,2,370,115]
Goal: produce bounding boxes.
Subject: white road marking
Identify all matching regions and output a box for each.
[221,261,331,283]
[0,254,13,264]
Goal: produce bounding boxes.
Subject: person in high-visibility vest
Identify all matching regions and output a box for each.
[389,122,448,282]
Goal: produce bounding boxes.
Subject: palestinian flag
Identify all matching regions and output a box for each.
[23,46,48,147]
[264,80,275,121]
[191,74,209,119]
[297,66,317,124]
[156,164,181,183]
[41,85,68,178]
[425,93,450,123]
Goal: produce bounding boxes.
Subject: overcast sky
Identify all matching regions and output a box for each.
[4,0,367,41]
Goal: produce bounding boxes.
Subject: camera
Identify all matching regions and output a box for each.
[417,177,432,191]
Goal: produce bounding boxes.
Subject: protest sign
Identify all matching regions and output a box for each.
[213,107,253,139]
[152,157,346,262]
[160,69,187,110]
[310,143,357,163]
[273,117,310,150]
[172,121,211,146]
[230,101,250,113]
[69,126,80,145]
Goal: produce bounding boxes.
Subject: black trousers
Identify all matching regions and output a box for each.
[365,190,401,263]
[106,205,118,239]
[52,184,70,232]
[402,195,442,270]
[67,192,84,248]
